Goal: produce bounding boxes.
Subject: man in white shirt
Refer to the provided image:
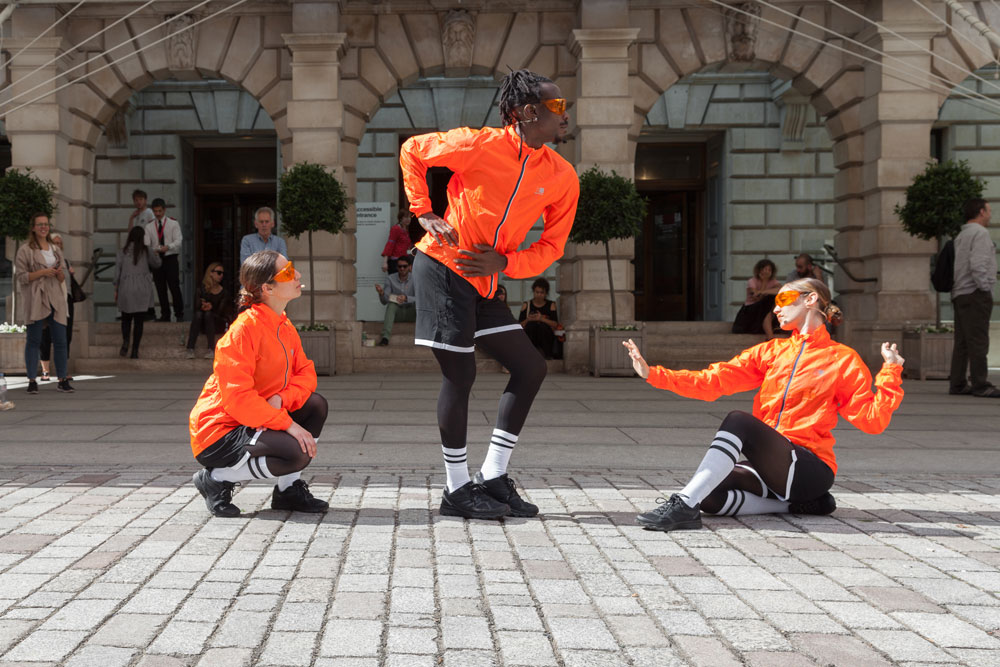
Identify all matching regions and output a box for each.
[145,197,184,322]
[950,198,999,397]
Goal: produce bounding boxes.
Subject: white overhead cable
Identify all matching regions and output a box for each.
[1,0,157,96]
[908,0,997,64]
[0,0,214,114]
[699,0,1000,119]
[828,0,1000,97]
[0,0,252,120]
[1,0,86,70]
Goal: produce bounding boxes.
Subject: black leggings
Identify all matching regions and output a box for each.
[700,411,835,514]
[121,311,146,351]
[433,328,547,450]
[246,393,329,476]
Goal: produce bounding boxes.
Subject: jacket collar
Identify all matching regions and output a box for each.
[789,324,831,346]
[505,124,542,157]
[249,302,287,328]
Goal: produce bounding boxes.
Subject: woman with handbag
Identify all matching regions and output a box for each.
[15,213,73,394]
[39,233,82,381]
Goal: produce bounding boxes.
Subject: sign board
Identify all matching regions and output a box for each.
[355,202,393,321]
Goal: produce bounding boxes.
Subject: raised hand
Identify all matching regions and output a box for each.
[622,338,650,379]
[881,342,904,366]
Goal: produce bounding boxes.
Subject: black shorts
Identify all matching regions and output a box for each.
[195,426,264,469]
[737,443,835,503]
[412,251,521,353]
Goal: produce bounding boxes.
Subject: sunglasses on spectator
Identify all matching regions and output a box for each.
[271,261,296,283]
[211,269,224,275]
[540,98,567,115]
[774,290,806,307]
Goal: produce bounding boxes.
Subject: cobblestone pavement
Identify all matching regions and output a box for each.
[0,373,998,665]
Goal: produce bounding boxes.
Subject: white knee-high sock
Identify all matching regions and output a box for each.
[277,471,300,492]
[480,428,518,481]
[442,446,470,492]
[712,490,789,516]
[210,456,275,483]
[679,430,743,507]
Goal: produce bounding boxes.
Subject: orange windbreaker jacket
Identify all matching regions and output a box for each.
[401,125,580,298]
[189,303,317,458]
[646,326,904,474]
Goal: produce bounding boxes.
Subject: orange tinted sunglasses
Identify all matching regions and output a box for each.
[540,98,567,115]
[272,261,296,283]
[774,290,803,307]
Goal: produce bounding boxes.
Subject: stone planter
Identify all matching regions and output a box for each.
[299,329,335,376]
[1,333,26,374]
[902,330,953,381]
[590,324,643,377]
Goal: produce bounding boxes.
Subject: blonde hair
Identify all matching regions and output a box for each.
[238,250,280,310]
[202,262,223,293]
[783,277,843,326]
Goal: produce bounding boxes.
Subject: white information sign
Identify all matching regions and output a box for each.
[355,202,393,322]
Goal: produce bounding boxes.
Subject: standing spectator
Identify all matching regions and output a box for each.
[519,278,560,359]
[240,206,287,263]
[15,213,72,394]
[128,189,155,232]
[374,254,416,346]
[116,226,161,359]
[39,233,75,381]
[186,262,232,359]
[732,259,781,337]
[144,197,183,322]
[950,198,999,397]
[786,253,823,282]
[381,211,414,275]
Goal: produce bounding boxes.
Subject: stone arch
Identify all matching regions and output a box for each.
[59,12,292,174]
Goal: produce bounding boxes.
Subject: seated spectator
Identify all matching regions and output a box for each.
[382,211,414,275]
[787,253,823,282]
[495,284,508,304]
[186,262,233,359]
[732,259,781,337]
[374,254,416,346]
[519,278,560,359]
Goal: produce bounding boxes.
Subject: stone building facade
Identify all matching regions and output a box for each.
[1,0,999,372]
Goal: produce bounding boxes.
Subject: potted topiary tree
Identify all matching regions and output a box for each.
[568,166,647,376]
[277,162,348,374]
[0,168,56,368]
[893,159,984,379]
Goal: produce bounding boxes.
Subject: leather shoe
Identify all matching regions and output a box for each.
[972,386,1000,398]
[949,385,973,395]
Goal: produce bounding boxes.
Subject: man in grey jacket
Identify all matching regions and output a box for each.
[950,198,999,397]
[374,254,416,346]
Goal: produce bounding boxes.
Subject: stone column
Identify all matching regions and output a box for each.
[834,1,939,367]
[282,23,356,368]
[560,9,639,372]
[5,9,93,359]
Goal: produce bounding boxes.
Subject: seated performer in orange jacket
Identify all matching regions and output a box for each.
[189,250,328,517]
[623,277,905,532]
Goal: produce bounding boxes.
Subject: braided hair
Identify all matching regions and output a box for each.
[499,69,553,126]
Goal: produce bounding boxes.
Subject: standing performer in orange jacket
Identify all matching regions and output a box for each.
[400,69,579,520]
[623,278,905,531]
[189,250,329,517]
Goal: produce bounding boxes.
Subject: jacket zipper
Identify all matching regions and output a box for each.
[775,341,807,430]
[277,322,289,389]
[488,153,531,297]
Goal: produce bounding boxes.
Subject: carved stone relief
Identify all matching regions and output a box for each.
[442,9,475,75]
[166,14,197,71]
[725,2,761,63]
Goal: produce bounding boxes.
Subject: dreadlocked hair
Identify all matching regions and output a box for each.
[499,69,553,126]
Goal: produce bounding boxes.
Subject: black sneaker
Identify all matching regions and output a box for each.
[636,494,702,531]
[192,469,241,517]
[57,379,74,393]
[378,337,389,346]
[271,479,329,513]
[949,384,973,395]
[440,481,510,519]
[972,386,1000,398]
[474,472,538,517]
[789,492,837,516]
[26,380,38,394]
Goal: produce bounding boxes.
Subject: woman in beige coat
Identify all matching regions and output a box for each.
[15,213,72,394]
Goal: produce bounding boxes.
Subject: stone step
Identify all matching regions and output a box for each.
[73,357,213,375]
[89,344,216,360]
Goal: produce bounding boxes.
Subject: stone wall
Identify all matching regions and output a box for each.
[643,72,836,319]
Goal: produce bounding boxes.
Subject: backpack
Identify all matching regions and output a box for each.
[930,239,955,293]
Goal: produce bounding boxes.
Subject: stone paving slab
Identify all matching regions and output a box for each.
[0,465,996,666]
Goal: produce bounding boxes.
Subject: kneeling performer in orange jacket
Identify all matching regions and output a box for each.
[624,278,905,531]
[189,250,328,517]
